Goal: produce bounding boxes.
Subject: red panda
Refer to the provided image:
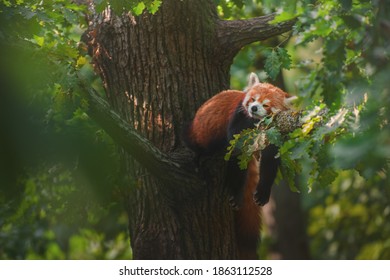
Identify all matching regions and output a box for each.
[187,73,294,152]
[185,73,295,259]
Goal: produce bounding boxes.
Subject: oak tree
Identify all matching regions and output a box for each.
[83,0,295,259]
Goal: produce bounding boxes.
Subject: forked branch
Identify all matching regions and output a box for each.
[79,83,203,191]
[217,13,297,59]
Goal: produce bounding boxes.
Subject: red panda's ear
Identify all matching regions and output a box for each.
[244,72,260,92]
[284,96,298,107]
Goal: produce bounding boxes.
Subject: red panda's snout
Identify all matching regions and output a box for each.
[245,98,272,119]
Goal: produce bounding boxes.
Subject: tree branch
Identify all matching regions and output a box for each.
[217,13,297,59]
[274,110,302,134]
[79,83,203,192]
[272,108,329,137]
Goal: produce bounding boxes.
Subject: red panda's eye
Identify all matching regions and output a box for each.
[263,104,270,108]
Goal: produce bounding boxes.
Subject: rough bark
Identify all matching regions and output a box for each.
[80,85,202,194]
[216,14,297,67]
[84,0,295,259]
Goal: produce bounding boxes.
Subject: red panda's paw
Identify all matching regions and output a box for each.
[253,189,271,206]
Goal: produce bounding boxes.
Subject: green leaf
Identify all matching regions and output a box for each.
[266,127,283,146]
[33,35,45,47]
[238,153,251,170]
[277,47,292,70]
[133,2,145,15]
[264,49,281,80]
[280,155,300,193]
[146,0,162,14]
[290,140,312,160]
[317,167,338,188]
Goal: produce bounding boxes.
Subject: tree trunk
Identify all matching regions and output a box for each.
[85,0,295,259]
[263,181,311,259]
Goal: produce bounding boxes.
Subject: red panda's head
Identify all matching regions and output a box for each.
[242,73,296,119]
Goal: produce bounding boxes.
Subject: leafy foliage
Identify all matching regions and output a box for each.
[226,104,355,192]
[93,0,162,15]
[264,47,292,80]
[1,0,389,260]
[227,0,390,259]
[0,0,131,259]
[225,115,281,168]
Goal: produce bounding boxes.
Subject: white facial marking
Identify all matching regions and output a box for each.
[242,94,251,108]
[246,99,268,119]
[243,91,274,119]
[249,104,267,118]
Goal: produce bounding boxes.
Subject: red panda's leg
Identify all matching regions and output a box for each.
[254,144,280,206]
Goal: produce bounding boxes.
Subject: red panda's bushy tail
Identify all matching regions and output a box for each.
[234,158,262,260]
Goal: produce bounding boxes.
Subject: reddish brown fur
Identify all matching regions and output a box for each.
[188,85,291,150]
[235,158,261,259]
[186,83,291,259]
[187,90,245,149]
